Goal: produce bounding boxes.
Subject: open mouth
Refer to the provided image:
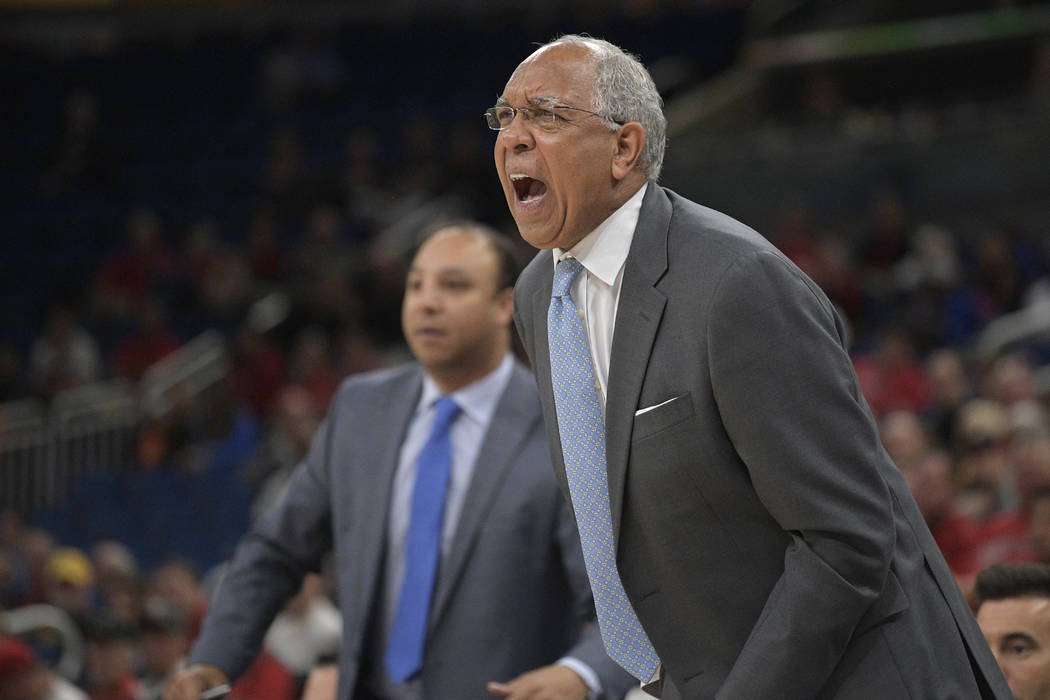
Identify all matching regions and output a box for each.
[510,174,547,203]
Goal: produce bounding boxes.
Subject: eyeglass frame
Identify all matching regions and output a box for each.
[484,98,624,131]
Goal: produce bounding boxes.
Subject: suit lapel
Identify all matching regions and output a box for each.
[606,185,671,542]
[364,368,423,503]
[428,363,541,629]
[348,367,422,631]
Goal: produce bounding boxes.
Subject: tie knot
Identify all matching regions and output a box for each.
[431,396,461,433]
[552,257,584,298]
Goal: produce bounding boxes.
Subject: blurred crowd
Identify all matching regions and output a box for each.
[2,8,1049,700]
[0,531,340,700]
[1,133,1047,698]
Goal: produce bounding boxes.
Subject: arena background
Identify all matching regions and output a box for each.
[0,0,1048,695]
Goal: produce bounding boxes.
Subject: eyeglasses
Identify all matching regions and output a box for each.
[484,103,623,131]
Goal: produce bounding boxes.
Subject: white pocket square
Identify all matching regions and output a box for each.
[635,396,680,416]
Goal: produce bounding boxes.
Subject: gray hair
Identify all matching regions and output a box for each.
[545,34,667,181]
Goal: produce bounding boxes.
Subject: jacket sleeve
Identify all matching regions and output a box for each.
[189,411,338,680]
[707,251,896,699]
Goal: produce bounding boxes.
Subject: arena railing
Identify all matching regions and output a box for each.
[0,331,229,516]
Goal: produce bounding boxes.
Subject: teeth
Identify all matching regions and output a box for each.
[509,174,528,181]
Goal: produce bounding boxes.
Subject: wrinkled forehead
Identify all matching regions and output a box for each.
[501,43,597,106]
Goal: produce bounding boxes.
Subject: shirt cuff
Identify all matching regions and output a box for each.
[557,656,602,700]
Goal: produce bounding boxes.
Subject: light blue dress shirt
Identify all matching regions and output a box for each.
[374,353,600,699]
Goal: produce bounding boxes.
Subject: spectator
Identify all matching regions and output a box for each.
[42,548,95,630]
[285,205,362,345]
[880,410,930,474]
[986,353,1040,410]
[1018,439,1050,516]
[92,209,179,323]
[146,560,208,642]
[974,224,1043,317]
[812,235,862,323]
[861,186,910,275]
[260,129,312,226]
[890,223,964,353]
[245,213,287,284]
[955,398,1016,520]
[112,299,180,382]
[196,245,255,328]
[975,562,1050,700]
[285,327,341,412]
[880,411,982,577]
[954,398,1034,569]
[179,218,223,304]
[924,347,975,450]
[146,559,297,700]
[908,449,980,577]
[16,529,56,607]
[0,634,86,700]
[1029,486,1050,567]
[29,305,102,400]
[82,613,141,700]
[138,599,192,700]
[229,324,286,420]
[262,573,341,682]
[853,328,931,416]
[89,542,140,626]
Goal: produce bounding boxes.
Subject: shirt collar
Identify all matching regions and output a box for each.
[553,182,648,285]
[418,353,514,426]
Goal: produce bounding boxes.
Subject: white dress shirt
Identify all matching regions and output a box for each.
[553,183,648,405]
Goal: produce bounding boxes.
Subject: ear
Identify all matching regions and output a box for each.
[494,286,514,325]
[611,122,646,181]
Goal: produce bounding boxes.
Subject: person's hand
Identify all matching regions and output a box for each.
[163,664,230,700]
[301,663,339,700]
[487,664,589,700]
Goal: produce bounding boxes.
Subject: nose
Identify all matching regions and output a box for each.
[498,112,534,151]
[413,281,442,314]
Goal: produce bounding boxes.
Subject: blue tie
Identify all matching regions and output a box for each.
[548,257,660,682]
[385,396,461,684]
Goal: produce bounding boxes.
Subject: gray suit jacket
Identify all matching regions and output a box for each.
[514,185,1011,699]
[189,360,634,699]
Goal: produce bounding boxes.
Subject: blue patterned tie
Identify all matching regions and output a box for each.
[385,396,461,684]
[548,257,660,681]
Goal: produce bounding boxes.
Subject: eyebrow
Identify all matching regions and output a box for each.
[494,94,562,107]
[1001,632,1039,648]
[526,95,560,106]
